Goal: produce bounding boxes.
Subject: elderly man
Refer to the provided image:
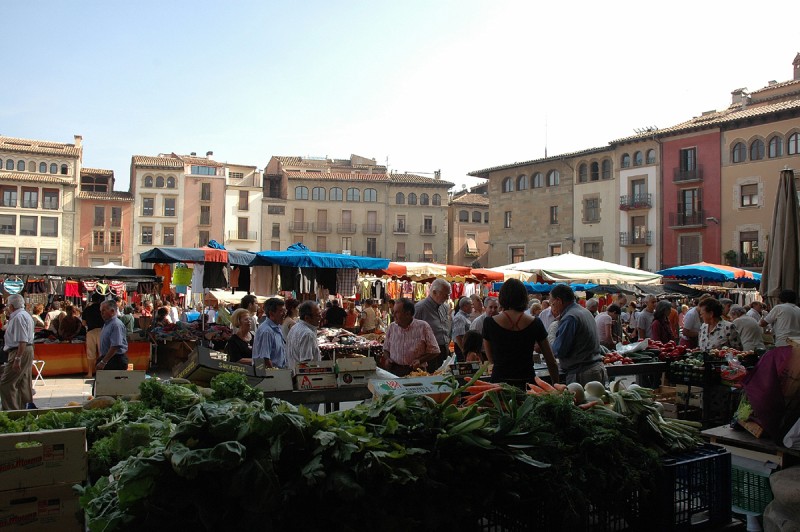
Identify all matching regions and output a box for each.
[415,278,451,371]
[637,295,657,340]
[286,301,322,368]
[470,296,499,335]
[760,289,800,347]
[253,297,287,368]
[451,297,473,361]
[96,300,129,371]
[1,295,35,410]
[585,298,599,317]
[381,298,440,376]
[730,305,765,352]
[538,299,555,332]
[596,304,621,350]
[550,284,605,385]
[747,301,764,322]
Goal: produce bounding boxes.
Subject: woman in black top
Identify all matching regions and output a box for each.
[226,309,253,364]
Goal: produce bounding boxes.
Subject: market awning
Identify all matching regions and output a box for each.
[252,242,390,269]
[656,262,761,283]
[465,238,478,254]
[491,281,599,294]
[363,261,472,280]
[496,252,663,285]
[140,247,256,266]
[203,290,276,305]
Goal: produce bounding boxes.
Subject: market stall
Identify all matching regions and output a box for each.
[34,341,151,376]
[656,261,762,284]
[496,252,663,285]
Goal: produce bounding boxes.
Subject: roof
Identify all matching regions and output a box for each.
[78,191,134,202]
[750,78,800,95]
[81,167,113,177]
[177,155,225,168]
[390,173,454,187]
[273,155,387,171]
[0,171,75,185]
[450,193,490,206]
[468,146,611,178]
[131,155,183,169]
[0,136,81,157]
[285,171,454,187]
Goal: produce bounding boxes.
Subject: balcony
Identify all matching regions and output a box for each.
[337,223,357,234]
[364,251,383,258]
[362,224,382,235]
[668,210,706,228]
[673,165,704,183]
[21,201,38,209]
[619,193,652,210]
[393,224,409,234]
[289,221,309,232]
[1,200,16,208]
[392,253,407,261]
[420,225,437,235]
[229,175,260,187]
[312,222,332,233]
[729,252,765,268]
[418,253,438,262]
[619,231,652,246]
[228,230,258,241]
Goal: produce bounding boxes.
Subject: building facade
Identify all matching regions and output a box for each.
[571,147,618,263]
[224,163,262,252]
[77,168,134,267]
[448,189,490,267]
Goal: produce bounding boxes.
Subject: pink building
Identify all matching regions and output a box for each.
[77,168,134,267]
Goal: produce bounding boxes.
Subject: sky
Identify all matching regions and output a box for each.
[2,1,800,192]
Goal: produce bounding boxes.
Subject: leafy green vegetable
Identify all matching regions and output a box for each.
[210,372,263,403]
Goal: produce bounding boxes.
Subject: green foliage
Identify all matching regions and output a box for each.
[210,372,263,403]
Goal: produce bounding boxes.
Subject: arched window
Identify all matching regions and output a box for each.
[144,175,153,187]
[312,187,326,201]
[633,151,643,166]
[60,164,68,175]
[532,173,543,188]
[28,161,34,172]
[484,212,489,223]
[295,186,309,200]
[330,187,343,201]
[732,142,746,163]
[578,164,587,183]
[364,188,377,202]
[419,193,429,205]
[621,154,631,168]
[156,175,165,188]
[646,149,656,164]
[395,192,405,204]
[472,211,481,222]
[601,159,612,179]
[502,177,513,193]
[16,160,25,172]
[750,139,765,161]
[6,159,15,170]
[788,133,800,155]
[408,193,417,205]
[590,162,599,181]
[432,194,441,206]
[459,210,469,222]
[346,188,360,202]
[39,162,47,173]
[50,163,57,174]
[517,175,528,190]
[546,170,559,187]
[166,176,176,188]
[768,136,783,158]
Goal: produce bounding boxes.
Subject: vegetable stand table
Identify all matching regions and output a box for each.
[702,425,800,468]
[33,341,152,376]
[534,361,667,386]
[264,387,373,413]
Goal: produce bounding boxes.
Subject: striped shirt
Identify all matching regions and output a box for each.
[285,320,320,369]
[383,319,439,366]
[253,318,286,368]
[4,308,34,350]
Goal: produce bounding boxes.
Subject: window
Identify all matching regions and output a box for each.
[396,215,407,232]
[578,164,588,183]
[583,241,601,259]
[750,139,765,161]
[419,193,428,205]
[546,170,559,187]
[646,149,656,164]
[109,231,122,249]
[312,187,326,201]
[502,177,513,193]
[4,160,12,170]
[395,242,406,260]
[632,215,647,242]
[472,211,481,223]
[111,207,121,227]
[229,172,244,180]
[395,192,405,204]
[166,176,175,189]
[238,217,249,240]
[584,198,599,222]
[366,237,377,257]
[740,231,759,264]
[267,205,285,215]
[408,193,417,205]
[39,162,47,173]
[503,211,511,228]
[341,237,352,253]
[511,247,525,263]
[679,147,697,172]
[191,165,217,175]
[330,187,343,201]
[0,248,14,264]
[199,231,210,247]
[19,216,36,236]
[459,210,469,222]
[163,227,175,246]
[789,133,800,155]
[141,226,153,245]
[16,160,25,172]
[200,205,211,225]
[590,162,599,181]
[40,217,57,237]
[732,142,746,163]
[679,235,701,264]
[631,252,646,270]
[93,230,105,248]
[364,188,378,202]
[144,175,153,188]
[633,151,643,166]
[22,188,38,209]
[239,190,249,210]
[484,212,489,223]
[60,164,67,175]
[156,176,165,188]
[517,175,528,190]
[346,188,360,202]
[0,215,15,235]
[93,206,105,227]
[741,183,758,206]
[549,206,558,224]
[769,136,783,158]
[200,183,211,201]
[602,159,611,179]
[164,198,176,217]
[142,197,154,216]
[678,188,701,218]
[272,223,280,238]
[621,154,631,168]
[532,173,543,188]
[549,243,562,256]
[49,163,57,174]
[40,249,56,266]
[422,216,434,234]
[267,177,281,199]
[2,187,17,207]
[294,186,308,200]
[42,189,58,209]
[315,236,327,252]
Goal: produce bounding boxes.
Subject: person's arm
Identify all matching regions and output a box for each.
[10,340,27,371]
[552,316,577,358]
[415,324,442,367]
[538,338,559,384]
[602,321,613,344]
[96,346,119,369]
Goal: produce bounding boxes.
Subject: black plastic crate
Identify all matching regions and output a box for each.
[657,444,731,530]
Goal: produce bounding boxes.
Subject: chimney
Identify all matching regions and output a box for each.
[730,88,749,106]
[768,80,778,86]
[190,152,197,156]
[206,151,214,159]
[434,169,441,180]
[794,53,800,80]
[73,134,83,148]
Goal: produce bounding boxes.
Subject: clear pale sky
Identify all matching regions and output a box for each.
[2,1,799,191]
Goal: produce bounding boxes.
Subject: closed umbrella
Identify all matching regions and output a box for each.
[760,168,800,305]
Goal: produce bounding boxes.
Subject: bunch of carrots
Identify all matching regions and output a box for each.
[461,376,598,410]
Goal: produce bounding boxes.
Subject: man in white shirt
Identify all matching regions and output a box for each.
[730,305,765,352]
[747,301,764,322]
[636,295,657,340]
[595,305,621,349]
[1,295,35,410]
[470,297,499,335]
[680,295,710,348]
[761,290,800,347]
[538,300,555,332]
[286,301,322,368]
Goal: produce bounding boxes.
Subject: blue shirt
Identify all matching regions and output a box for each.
[252,317,286,368]
[100,316,128,357]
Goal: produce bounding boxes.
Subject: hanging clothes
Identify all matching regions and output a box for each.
[203,262,227,289]
[82,280,97,293]
[336,268,358,298]
[25,279,46,294]
[2,279,24,295]
[280,266,297,291]
[191,264,205,295]
[229,266,241,290]
[64,280,81,298]
[237,266,251,293]
[317,268,337,294]
[137,282,155,294]
[109,281,126,294]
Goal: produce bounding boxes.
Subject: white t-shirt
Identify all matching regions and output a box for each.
[595,312,613,345]
[764,303,800,347]
[746,308,762,322]
[681,307,701,339]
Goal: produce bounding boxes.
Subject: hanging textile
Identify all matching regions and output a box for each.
[317,268,337,294]
[96,282,109,295]
[83,280,97,292]
[229,266,241,290]
[25,279,46,294]
[109,281,126,294]
[279,266,297,291]
[191,264,205,295]
[64,280,81,297]
[172,264,193,286]
[336,269,359,298]
[2,279,24,295]
[137,282,155,294]
[237,265,251,293]
[203,262,227,289]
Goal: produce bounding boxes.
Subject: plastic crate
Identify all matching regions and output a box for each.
[657,444,731,530]
[730,455,776,514]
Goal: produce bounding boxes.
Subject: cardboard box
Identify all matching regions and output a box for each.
[255,369,294,392]
[294,360,335,375]
[337,371,376,387]
[449,362,481,378]
[368,376,456,403]
[294,373,337,390]
[94,370,146,397]
[335,357,376,373]
[0,428,87,492]
[0,482,82,531]
[172,346,257,387]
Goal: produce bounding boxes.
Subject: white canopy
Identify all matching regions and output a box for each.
[496,252,662,285]
[486,267,535,281]
[203,290,277,305]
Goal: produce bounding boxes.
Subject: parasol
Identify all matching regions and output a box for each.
[760,168,800,304]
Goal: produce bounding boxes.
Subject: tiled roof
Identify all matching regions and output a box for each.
[285,171,453,187]
[750,78,800,95]
[78,191,134,202]
[131,155,183,169]
[178,155,225,167]
[0,136,81,157]
[468,146,611,177]
[81,167,113,176]
[389,173,454,187]
[274,156,387,171]
[0,172,75,185]
[450,193,489,206]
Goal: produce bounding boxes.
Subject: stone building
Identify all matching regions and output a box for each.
[448,187,490,267]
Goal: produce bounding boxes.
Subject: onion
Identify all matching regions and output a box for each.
[584,381,607,398]
[566,383,585,404]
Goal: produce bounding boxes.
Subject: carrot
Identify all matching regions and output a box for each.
[578,401,599,410]
[466,384,501,394]
[534,376,556,393]
[527,384,546,394]
[552,383,568,392]
[471,379,493,387]
[463,393,488,406]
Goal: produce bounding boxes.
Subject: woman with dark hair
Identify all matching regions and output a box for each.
[482,278,559,387]
[281,298,300,339]
[698,298,741,350]
[462,330,485,363]
[650,300,675,343]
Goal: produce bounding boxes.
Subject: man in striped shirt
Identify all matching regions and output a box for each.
[381,298,440,377]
